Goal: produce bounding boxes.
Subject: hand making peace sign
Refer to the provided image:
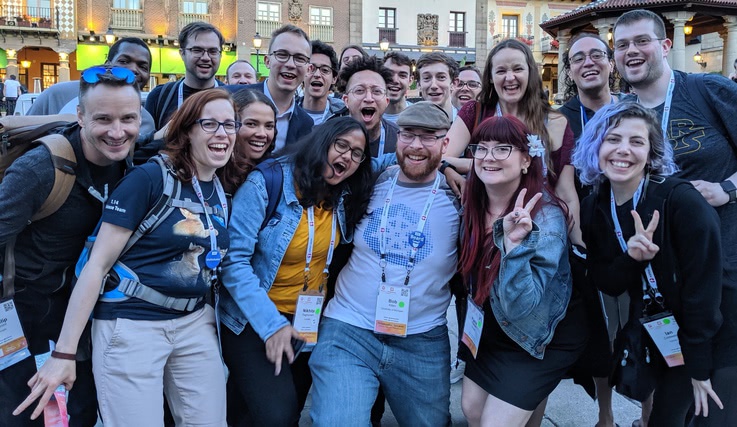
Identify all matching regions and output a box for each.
[626,210,660,262]
[503,189,543,252]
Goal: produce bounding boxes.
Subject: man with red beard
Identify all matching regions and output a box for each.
[145,22,224,130]
[337,56,398,157]
[309,101,460,426]
[298,40,345,126]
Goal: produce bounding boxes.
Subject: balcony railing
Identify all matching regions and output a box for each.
[256,19,281,38]
[448,31,466,47]
[309,24,333,43]
[0,5,56,29]
[111,8,143,31]
[378,28,396,44]
[179,13,210,30]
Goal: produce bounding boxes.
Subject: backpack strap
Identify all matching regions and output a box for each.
[254,158,284,230]
[32,134,77,221]
[156,80,182,130]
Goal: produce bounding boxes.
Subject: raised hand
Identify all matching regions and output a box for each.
[626,210,660,261]
[502,189,542,252]
[692,378,723,417]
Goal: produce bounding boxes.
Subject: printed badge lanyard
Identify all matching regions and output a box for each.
[178,80,222,108]
[580,95,617,130]
[379,173,441,286]
[190,175,229,271]
[378,124,387,157]
[496,104,547,177]
[609,178,664,307]
[636,71,675,144]
[303,206,337,292]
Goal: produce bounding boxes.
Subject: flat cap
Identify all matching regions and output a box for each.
[396,101,451,130]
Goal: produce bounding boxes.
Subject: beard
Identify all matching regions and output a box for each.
[397,146,443,182]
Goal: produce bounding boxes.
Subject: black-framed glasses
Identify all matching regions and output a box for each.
[613,37,665,52]
[269,50,310,67]
[308,63,334,76]
[347,86,387,98]
[397,131,446,147]
[196,119,241,134]
[569,49,609,65]
[454,80,481,90]
[468,144,515,160]
[184,47,222,57]
[333,139,366,162]
[81,66,136,84]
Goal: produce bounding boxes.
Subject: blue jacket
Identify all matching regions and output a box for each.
[489,202,571,359]
[225,82,314,147]
[219,158,351,341]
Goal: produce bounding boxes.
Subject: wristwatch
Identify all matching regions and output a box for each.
[720,180,737,203]
[439,160,458,174]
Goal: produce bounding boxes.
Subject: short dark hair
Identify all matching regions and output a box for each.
[226,60,257,79]
[457,65,481,79]
[562,33,614,100]
[269,24,310,52]
[614,9,666,39]
[311,40,339,76]
[416,52,459,80]
[79,66,141,113]
[178,21,224,49]
[107,37,151,63]
[337,56,393,93]
[383,51,412,68]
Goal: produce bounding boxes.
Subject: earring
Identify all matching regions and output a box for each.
[522,167,528,174]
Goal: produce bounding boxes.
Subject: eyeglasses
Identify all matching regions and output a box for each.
[269,50,310,67]
[613,37,665,52]
[308,63,334,76]
[347,86,387,98]
[455,80,481,90]
[184,47,222,57]
[397,131,446,147]
[333,139,366,162]
[81,66,136,84]
[569,49,609,65]
[468,144,515,160]
[196,119,241,134]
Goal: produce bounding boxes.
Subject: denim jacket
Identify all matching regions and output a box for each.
[219,158,351,341]
[489,203,571,359]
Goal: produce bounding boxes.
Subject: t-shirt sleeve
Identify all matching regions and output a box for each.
[457,101,477,133]
[703,75,737,154]
[101,162,163,231]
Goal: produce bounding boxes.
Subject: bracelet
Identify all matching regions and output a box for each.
[50,350,76,360]
[439,160,458,174]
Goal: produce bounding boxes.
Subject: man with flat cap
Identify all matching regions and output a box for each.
[308,101,461,426]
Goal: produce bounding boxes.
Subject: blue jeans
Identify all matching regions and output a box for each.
[309,317,451,427]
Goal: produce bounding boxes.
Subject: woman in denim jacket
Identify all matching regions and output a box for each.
[219,117,374,426]
[458,115,587,426]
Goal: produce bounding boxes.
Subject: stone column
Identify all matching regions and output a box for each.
[662,11,694,71]
[723,16,737,76]
[475,0,488,74]
[5,50,19,78]
[58,52,71,82]
[557,28,570,96]
[592,18,613,47]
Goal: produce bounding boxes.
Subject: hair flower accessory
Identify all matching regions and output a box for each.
[527,134,545,158]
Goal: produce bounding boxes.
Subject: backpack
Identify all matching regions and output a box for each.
[1,114,77,298]
[74,155,225,311]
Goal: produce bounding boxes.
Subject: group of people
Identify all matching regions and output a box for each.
[1,8,736,427]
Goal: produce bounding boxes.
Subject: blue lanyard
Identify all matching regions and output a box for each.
[190,175,228,269]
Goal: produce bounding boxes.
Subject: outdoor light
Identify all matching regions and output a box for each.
[684,25,693,35]
[693,51,707,68]
[20,60,31,68]
[89,31,96,42]
[105,28,115,44]
[379,38,390,52]
[253,32,263,79]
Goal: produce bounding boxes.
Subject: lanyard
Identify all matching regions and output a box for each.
[609,179,663,304]
[377,124,386,157]
[579,95,617,131]
[379,173,441,286]
[495,104,502,117]
[190,175,229,269]
[303,206,337,292]
[178,80,221,108]
[635,71,675,144]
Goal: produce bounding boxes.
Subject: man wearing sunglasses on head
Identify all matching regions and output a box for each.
[145,21,224,130]
[1,66,141,427]
[226,24,314,151]
[297,40,345,126]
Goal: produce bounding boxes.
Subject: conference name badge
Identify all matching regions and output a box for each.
[462,299,484,359]
[374,284,410,337]
[0,298,31,371]
[293,290,325,350]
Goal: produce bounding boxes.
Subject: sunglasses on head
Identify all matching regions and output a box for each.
[81,66,136,84]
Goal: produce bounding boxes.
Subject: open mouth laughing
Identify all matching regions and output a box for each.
[360,107,377,123]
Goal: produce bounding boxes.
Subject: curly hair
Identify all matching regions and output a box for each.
[337,56,393,93]
[561,33,614,101]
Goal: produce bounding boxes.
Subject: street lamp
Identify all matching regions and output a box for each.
[693,51,707,68]
[379,37,390,57]
[253,32,263,80]
[105,27,115,45]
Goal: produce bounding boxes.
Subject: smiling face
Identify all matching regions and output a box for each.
[305,53,336,100]
[109,42,151,90]
[451,69,482,109]
[613,19,670,88]
[418,62,452,108]
[342,70,389,134]
[265,32,311,95]
[180,31,222,85]
[322,128,366,186]
[598,117,650,196]
[226,61,257,85]
[188,99,237,179]
[238,101,275,162]
[491,48,529,106]
[472,140,530,191]
[384,58,412,105]
[396,127,449,183]
[568,37,612,95]
[78,84,141,166]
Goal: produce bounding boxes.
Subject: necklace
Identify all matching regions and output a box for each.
[204,182,216,201]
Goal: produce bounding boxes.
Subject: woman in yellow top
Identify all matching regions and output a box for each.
[219,117,375,426]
